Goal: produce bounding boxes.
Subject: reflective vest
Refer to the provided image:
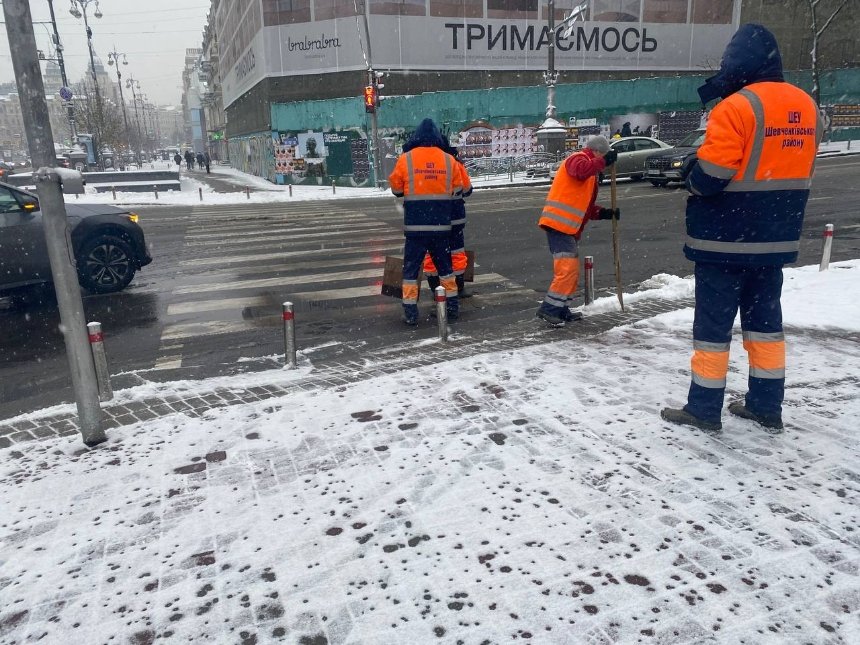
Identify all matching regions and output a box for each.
[685,81,820,265]
[389,147,460,238]
[538,152,597,237]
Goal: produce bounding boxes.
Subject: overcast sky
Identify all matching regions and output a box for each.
[0,1,212,105]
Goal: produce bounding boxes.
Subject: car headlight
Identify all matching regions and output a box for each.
[126,213,139,223]
[671,160,684,168]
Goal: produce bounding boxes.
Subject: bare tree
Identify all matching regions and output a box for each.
[73,80,129,159]
[804,0,851,106]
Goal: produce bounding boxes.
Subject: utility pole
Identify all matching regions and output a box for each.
[3,0,106,447]
[46,0,77,143]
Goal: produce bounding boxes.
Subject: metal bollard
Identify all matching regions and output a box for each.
[245,186,250,199]
[199,187,203,201]
[434,286,448,342]
[289,184,293,197]
[87,322,113,402]
[282,301,297,369]
[819,224,834,271]
[111,186,116,200]
[153,185,158,199]
[332,180,336,194]
[583,256,595,305]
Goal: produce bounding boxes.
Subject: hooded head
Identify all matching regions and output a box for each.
[586,135,610,155]
[402,118,447,152]
[697,23,784,106]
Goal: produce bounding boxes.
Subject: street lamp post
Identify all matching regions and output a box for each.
[536,1,587,156]
[69,0,103,168]
[107,49,133,168]
[125,76,144,165]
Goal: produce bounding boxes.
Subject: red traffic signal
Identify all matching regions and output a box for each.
[364,85,378,113]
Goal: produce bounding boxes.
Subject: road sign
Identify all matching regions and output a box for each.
[59,86,73,101]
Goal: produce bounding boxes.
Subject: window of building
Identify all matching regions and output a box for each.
[315,0,358,20]
[642,0,686,23]
[487,0,539,20]
[369,0,427,16]
[691,0,732,24]
[263,0,312,25]
[430,0,483,18]
[591,0,641,22]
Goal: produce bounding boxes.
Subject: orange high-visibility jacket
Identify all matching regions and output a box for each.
[685,81,821,265]
[389,146,465,238]
[538,150,600,238]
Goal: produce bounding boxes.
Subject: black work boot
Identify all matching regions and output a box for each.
[562,308,583,322]
[456,275,471,299]
[660,407,722,433]
[728,401,784,433]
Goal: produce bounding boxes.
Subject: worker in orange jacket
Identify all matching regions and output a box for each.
[662,24,822,434]
[536,136,619,326]
[423,145,472,299]
[389,119,466,325]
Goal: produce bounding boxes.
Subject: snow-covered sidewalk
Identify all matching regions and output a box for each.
[1,262,859,644]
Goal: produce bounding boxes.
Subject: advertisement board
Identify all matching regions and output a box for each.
[223,15,739,108]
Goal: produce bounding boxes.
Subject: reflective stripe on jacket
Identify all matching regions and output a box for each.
[389,147,462,238]
[685,81,821,265]
[538,151,598,237]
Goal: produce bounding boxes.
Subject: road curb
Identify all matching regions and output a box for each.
[0,296,693,448]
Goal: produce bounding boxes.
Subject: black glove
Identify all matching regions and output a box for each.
[598,207,620,220]
[603,149,618,167]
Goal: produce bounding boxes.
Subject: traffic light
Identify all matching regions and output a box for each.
[364,85,378,114]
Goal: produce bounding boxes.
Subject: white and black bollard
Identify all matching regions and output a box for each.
[583,255,595,305]
[111,186,116,200]
[198,187,203,201]
[87,322,113,402]
[434,286,448,342]
[288,184,293,197]
[245,186,251,199]
[819,224,834,271]
[282,301,297,369]
[153,185,158,199]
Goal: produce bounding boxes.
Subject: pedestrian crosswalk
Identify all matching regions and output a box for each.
[154,202,536,367]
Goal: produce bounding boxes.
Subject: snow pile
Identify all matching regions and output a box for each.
[1,261,858,643]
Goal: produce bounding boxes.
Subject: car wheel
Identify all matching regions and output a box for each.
[77,234,136,294]
[650,180,669,187]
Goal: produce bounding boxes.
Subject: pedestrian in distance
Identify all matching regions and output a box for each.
[535,135,620,327]
[196,152,205,170]
[389,118,466,326]
[661,23,823,435]
[184,150,194,170]
[423,144,473,300]
[621,122,633,137]
[173,152,182,169]
[204,150,211,173]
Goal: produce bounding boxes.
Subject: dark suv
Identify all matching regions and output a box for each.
[644,128,706,186]
[0,182,151,296]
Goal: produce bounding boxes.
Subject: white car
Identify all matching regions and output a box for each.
[550,136,673,182]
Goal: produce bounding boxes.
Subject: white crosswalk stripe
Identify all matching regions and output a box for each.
[155,206,535,365]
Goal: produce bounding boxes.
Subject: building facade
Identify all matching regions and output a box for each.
[201,0,858,182]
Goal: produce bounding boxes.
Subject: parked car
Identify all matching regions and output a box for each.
[0,161,15,181]
[644,128,707,186]
[549,136,672,181]
[0,182,152,297]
